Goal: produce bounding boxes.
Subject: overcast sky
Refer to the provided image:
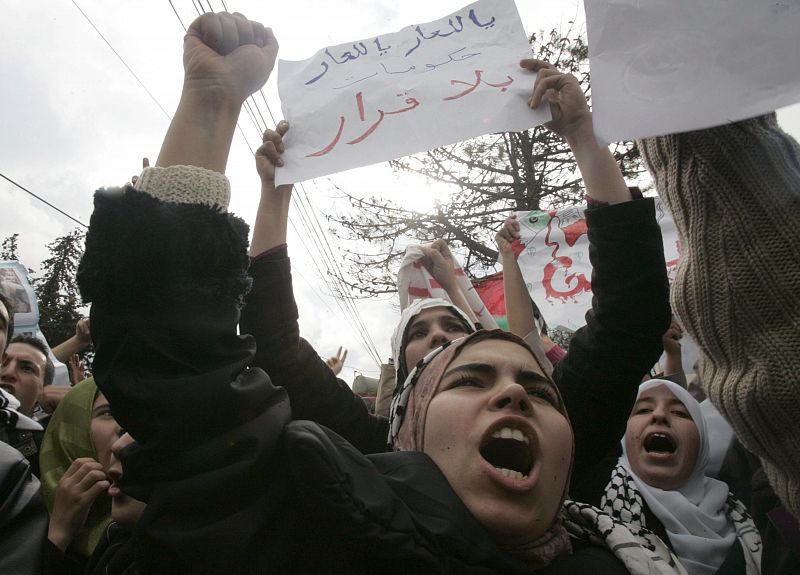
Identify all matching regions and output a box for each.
[2,0,799,382]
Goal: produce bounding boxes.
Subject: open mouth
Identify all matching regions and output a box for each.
[480,426,534,480]
[644,432,676,454]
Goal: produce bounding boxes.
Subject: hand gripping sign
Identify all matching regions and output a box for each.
[276,0,549,185]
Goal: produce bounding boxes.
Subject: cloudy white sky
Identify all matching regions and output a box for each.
[2,0,799,382]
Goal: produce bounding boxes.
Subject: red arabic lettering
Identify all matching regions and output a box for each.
[306,116,346,158]
[443,70,514,101]
[541,215,591,301]
[307,91,421,156]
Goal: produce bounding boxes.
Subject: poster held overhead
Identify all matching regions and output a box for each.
[584,0,800,143]
[276,0,549,185]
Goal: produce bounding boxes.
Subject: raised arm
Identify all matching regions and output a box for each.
[78,12,281,451]
[51,318,91,364]
[419,240,479,325]
[241,125,389,454]
[495,214,537,338]
[521,59,671,493]
[156,13,277,172]
[76,14,296,572]
[522,58,631,205]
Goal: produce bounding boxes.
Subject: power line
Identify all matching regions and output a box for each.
[178,0,384,366]
[70,0,172,121]
[0,172,88,228]
[167,0,187,30]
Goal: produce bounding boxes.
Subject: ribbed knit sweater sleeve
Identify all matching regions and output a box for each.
[242,248,390,455]
[638,114,800,517]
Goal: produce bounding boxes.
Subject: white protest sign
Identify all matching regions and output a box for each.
[584,0,800,143]
[515,198,680,331]
[276,0,548,185]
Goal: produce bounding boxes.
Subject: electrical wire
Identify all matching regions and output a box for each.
[167,0,187,30]
[210,1,382,365]
[0,173,88,228]
[176,0,383,367]
[70,0,172,121]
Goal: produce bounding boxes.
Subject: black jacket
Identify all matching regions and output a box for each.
[80,189,665,574]
[241,197,671,498]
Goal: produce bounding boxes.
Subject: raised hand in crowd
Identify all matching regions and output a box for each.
[494,213,520,259]
[130,157,150,186]
[662,318,683,356]
[67,353,87,385]
[521,58,630,205]
[649,317,689,388]
[419,239,458,291]
[156,12,278,172]
[419,239,478,324]
[51,317,91,364]
[47,458,109,552]
[495,214,535,338]
[250,121,293,256]
[495,214,560,362]
[38,385,71,414]
[325,347,348,376]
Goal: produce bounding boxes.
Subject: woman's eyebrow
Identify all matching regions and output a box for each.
[92,404,110,416]
[516,369,552,386]
[443,363,496,379]
[408,318,430,332]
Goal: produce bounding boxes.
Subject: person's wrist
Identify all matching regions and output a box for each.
[563,115,596,150]
[439,277,457,291]
[498,245,515,259]
[48,524,71,552]
[180,80,244,116]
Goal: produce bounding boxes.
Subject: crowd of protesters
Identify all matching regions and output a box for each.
[1,10,798,575]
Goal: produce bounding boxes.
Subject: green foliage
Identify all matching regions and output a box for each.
[34,229,85,347]
[329,29,645,296]
[1,234,20,261]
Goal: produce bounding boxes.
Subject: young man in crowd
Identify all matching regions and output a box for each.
[1,334,54,417]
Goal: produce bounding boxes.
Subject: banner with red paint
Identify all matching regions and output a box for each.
[471,272,508,330]
[397,244,499,329]
[514,197,680,331]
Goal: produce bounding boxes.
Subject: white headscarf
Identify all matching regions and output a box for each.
[618,379,743,575]
[389,298,475,383]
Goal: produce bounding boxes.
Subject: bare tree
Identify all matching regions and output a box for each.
[328,30,645,296]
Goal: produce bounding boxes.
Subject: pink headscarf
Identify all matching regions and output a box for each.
[388,330,574,568]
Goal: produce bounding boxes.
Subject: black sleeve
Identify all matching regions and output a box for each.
[241,247,390,454]
[0,442,48,575]
[555,198,670,494]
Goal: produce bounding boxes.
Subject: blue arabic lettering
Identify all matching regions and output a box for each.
[422,47,481,72]
[373,36,391,56]
[404,36,422,57]
[305,61,330,86]
[468,9,496,29]
[326,42,369,65]
[332,71,380,90]
[380,62,416,75]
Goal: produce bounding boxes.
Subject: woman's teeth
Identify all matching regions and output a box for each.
[491,427,529,444]
[495,467,527,480]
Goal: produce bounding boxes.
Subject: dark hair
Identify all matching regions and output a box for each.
[9,333,55,387]
[397,306,475,384]
[0,289,14,344]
